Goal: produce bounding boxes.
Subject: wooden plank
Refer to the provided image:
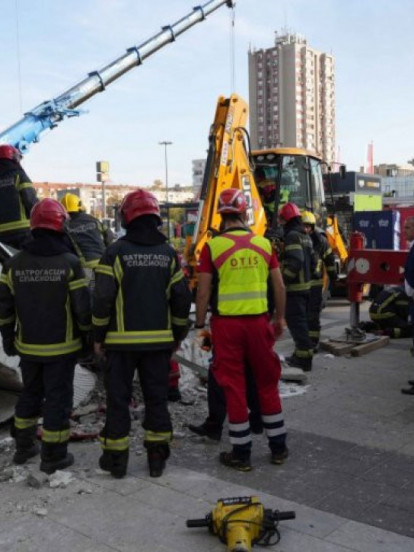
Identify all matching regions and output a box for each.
[351,335,390,357]
[319,340,355,356]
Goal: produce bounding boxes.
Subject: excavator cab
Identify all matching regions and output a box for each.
[251,148,327,230]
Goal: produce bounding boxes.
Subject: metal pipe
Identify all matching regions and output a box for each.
[0,0,234,151]
[159,141,173,240]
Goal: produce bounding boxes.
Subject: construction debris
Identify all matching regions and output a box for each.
[320,335,390,356]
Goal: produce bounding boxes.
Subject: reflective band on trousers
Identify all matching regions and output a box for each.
[99,435,130,451]
[228,421,252,446]
[42,428,70,444]
[144,430,172,443]
[15,416,38,430]
[262,412,286,438]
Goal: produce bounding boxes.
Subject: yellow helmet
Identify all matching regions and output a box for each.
[60,193,82,213]
[301,210,316,225]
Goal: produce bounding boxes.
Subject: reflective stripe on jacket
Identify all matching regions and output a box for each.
[92,239,191,350]
[0,251,91,360]
[369,288,410,321]
[66,212,111,267]
[310,229,336,287]
[208,229,272,316]
[281,220,314,293]
[0,164,38,235]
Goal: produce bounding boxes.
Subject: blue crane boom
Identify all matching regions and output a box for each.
[0,0,233,153]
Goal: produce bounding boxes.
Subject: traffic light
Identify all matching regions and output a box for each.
[97,161,110,182]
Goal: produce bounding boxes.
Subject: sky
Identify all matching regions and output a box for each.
[0,0,413,187]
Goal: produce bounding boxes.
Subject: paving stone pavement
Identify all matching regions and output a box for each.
[1,299,414,551]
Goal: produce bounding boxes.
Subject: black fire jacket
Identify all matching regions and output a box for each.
[0,231,91,361]
[0,159,38,239]
[92,217,191,351]
[66,212,113,268]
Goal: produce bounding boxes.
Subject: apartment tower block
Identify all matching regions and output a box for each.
[248,32,335,164]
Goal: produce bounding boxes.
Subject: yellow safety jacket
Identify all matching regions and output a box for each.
[208,229,272,316]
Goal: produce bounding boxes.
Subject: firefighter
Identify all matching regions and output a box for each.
[367,286,411,338]
[278,202,315,371]
[0,144,38,249]
[301,211,337,350]
[0,199,91,473]
[195,188,287,471]
[60,193,113,271]
[93,189,191,478]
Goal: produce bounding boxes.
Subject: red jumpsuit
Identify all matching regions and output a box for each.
[198,230,286,459]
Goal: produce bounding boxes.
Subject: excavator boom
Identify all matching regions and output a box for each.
[186,94,267,287]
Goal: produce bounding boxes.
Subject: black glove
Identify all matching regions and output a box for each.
[3,339,17,357]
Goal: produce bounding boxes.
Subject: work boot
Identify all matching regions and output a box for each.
[401,385,414,395]
[99,449,129,478]
[219,451,252,472]
[13,426,40,465]
[286,354,312,372]
[188,420,222,441]
[146,444,170,478]
[40,442,74,475]
[270,446,289,465]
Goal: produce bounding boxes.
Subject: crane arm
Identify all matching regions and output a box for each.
[0,0,234,152]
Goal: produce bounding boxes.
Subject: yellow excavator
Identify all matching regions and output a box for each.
[185,93,348,288]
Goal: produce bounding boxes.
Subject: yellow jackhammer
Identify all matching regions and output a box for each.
[186,496,295,552]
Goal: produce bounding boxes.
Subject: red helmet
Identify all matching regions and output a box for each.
[120,189,161,227]
[217,188,247,215]
[278,202,301,222]
[30,199,69,233]
[0,144,21,162]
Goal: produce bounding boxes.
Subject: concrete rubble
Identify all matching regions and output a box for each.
[0,300,414,551]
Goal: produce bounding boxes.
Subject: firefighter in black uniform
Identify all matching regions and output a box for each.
[0,199,91,473]
[302,211,337,350]
[368,286,411,338]
[60,193,113,270]
[0,144,38,249]
[93,189,191,479]
[278,202,315,371]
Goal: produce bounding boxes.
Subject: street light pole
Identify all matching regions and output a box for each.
[159,140,173,240]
